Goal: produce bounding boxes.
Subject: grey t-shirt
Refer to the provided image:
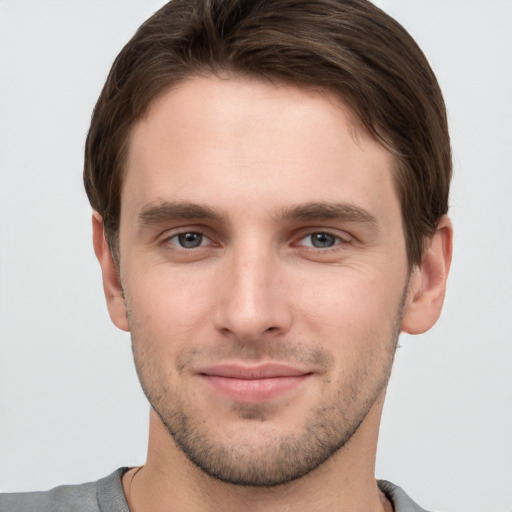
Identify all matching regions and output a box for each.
[0,468,432,511]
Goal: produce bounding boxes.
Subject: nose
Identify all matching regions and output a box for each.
[213,247,292,343]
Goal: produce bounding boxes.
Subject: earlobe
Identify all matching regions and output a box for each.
[401,216,453,335]
[92,212,130,332]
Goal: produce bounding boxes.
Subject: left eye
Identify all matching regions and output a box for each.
[298,232,343,249]
[169,232,209,249]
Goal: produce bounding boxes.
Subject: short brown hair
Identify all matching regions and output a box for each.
[84,0,451,266]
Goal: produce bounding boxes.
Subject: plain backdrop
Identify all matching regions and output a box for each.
[1,1,511,511]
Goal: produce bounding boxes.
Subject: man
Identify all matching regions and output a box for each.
[0,0,452,510]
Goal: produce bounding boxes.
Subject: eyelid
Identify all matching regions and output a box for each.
[294,229,353,248]
[168,232,210,248]
[156,225,353,250]
[159,225,219,248]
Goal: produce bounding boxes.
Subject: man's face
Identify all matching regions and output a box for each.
[117,76,411,486]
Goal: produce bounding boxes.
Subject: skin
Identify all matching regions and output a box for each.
[93,76,452,512]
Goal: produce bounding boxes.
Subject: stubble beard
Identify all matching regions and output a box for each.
[128,288,407,488]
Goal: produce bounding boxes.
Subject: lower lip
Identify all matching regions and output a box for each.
[201,375,311,403]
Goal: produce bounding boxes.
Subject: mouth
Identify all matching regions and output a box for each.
[197,363,313,403]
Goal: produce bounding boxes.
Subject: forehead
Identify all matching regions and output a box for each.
[122,76,398,226]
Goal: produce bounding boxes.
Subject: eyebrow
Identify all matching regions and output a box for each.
[137,201,225,226]
[279,202,377,225]
[136,200,377,227]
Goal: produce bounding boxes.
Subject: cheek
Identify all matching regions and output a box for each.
[300,269,398,312]
[293,269,405,347]
[125,267,214,345]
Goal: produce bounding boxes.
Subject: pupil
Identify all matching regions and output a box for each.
[178,233,202,248]
[312,233,335,248]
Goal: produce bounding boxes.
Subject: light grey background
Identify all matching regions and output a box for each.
[1,1,511,511]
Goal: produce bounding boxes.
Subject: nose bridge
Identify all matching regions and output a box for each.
[214,239,289,341]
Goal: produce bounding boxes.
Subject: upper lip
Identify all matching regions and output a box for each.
[197,363,312,380]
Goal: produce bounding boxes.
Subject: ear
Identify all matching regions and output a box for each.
[401,216,453,335]
[92,212,130,332]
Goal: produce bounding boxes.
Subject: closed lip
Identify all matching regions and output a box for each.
[197,363,314,403]
[197,363,312,379]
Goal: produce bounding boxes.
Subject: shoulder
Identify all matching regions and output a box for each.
[378,480,436,512]
[0,468,129,512]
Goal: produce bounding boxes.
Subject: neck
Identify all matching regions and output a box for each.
[124,395,391,512]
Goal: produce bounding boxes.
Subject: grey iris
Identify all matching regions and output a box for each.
[178,233,203,248]
[311,233,336,248]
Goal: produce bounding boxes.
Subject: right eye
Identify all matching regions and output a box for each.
[168,232,210,249]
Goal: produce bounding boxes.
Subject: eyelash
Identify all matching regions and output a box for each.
[165,231,214,250]
[162,229,351,252]
[295,232,350,250]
